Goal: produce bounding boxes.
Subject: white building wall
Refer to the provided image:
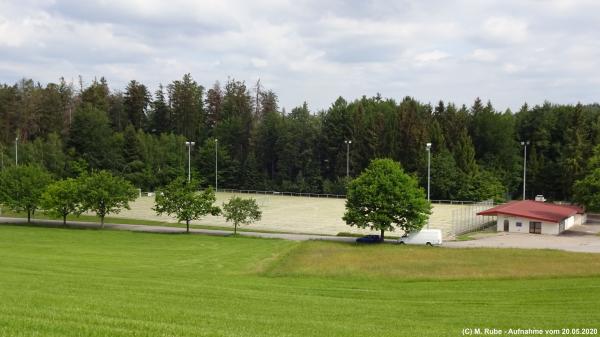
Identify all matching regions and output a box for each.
[564,215,575,230]
[496,215,561,235]
[574,214,586,226]
[541,220,559,235]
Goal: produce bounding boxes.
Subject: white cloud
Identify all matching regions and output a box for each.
[251,58,268,68]
[414,50,449,64]
[482,16,529,44]
[469,49,497,62]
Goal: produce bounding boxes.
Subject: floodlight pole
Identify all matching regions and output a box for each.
[344,140,352,178]
[521,141,529,200]
[15,137,18,166]
[185,141,195,183]
[215,138,218,191]
[426,143,432,228]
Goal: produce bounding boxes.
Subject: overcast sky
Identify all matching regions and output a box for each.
[1,0,599,112]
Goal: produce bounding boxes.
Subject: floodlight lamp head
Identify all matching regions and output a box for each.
[426,142,431,149]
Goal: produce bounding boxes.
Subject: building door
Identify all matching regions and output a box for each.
[559,221,565,233]
[529,221,542,234]
[503,219,509,232]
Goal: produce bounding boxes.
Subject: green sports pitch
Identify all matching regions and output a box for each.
[1,225,599,337]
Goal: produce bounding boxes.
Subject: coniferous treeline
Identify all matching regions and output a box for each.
[1,74,599,202]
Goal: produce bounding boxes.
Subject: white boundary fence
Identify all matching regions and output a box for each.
[217,189,347,199]
[451,199,496,236]
[216,188,482,204]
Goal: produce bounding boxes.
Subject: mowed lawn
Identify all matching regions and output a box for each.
[1,226,600,337]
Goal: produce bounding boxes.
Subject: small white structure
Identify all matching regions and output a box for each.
[478,200,586,235]
[398,229,443,245]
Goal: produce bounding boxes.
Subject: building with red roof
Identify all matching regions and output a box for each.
[477,200,586,235]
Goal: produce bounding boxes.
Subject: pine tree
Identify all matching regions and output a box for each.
[149,85,170,134]
[168,74,204,141]
[124,80,150,130]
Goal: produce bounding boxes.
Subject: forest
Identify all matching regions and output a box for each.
[1,74,599,203]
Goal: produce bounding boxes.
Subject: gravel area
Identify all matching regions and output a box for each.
[444,223,600,253]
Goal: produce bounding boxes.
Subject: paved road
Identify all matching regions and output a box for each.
[0,217,358,242]
[444,224,600,253]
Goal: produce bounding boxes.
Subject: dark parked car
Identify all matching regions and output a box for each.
[355,235,382,243]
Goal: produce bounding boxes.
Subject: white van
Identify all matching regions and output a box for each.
[398,229,442,246]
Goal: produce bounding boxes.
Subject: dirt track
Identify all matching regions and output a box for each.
[110,193,470,237]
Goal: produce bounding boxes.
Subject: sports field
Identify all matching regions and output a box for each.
[113,192,470,237]
[1,225,599,337]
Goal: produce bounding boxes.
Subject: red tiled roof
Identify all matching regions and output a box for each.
[477,200,583,223]
[558,204,585,214]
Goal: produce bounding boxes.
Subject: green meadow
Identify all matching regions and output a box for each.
[1,225,599,337]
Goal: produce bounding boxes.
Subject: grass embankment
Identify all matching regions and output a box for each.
[336,231,400,239]
[1,208,174,226]
[1,225,599,337]
[454,224,498,241]
[0,209,332,236]
[268,240,600,280]
[455,234,476,241]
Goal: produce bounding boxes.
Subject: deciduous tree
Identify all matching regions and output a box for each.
[154,178,221,233]
[0,165,52,223]
[343,159,431,240]
[78,171,138,228]
[573,168,600,211]
[222,196,262,234]
[40,178,80,225]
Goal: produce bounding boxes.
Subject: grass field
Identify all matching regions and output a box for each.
[1,225,599,337]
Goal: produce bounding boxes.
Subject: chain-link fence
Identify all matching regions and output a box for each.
[450,200,496,237]
[217,188,347,199]
[216,189,484,204]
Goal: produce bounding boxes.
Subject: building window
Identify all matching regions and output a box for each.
[529,221,542,234]
[516,222,522,227]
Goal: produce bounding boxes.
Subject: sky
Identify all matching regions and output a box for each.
[1,0,599,112]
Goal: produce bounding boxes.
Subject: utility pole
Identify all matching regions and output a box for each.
[15,137,18,166]
[255,78,261,118]
[185,141,195,182]
[344,140,352,178]
[426,143,432,228]
[215,138,218,191]
[521,141,529,200]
